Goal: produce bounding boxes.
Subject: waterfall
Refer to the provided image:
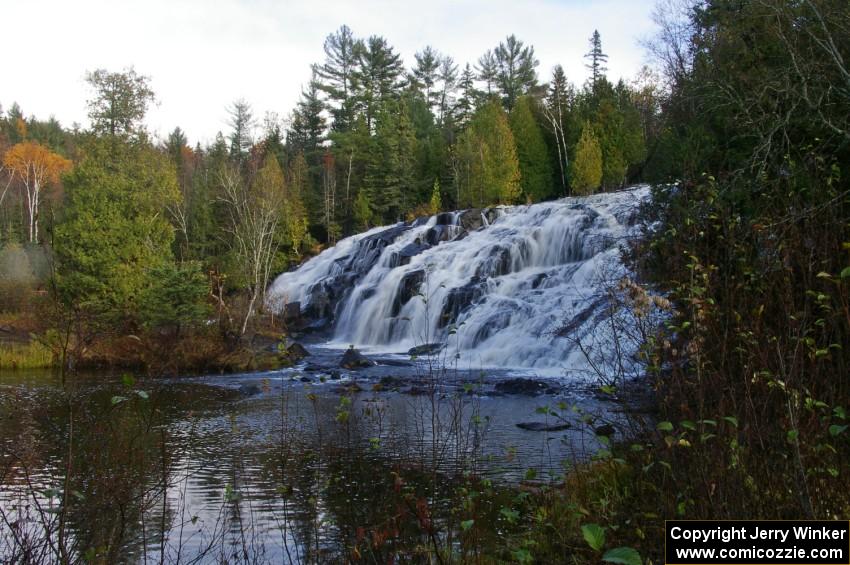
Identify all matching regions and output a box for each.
[268,186,649,377]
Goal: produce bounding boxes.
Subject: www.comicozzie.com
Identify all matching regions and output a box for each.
[665,520,850,564]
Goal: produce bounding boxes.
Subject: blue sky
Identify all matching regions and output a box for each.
[4,0,658,144]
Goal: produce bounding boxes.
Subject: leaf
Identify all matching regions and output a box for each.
[840,266,850,279]
[787,429,799,442]
[136,390,149,400]
[111,395,128,406]
[722,416,739,428]
[829,424,847,437]
[460,519,474,531]
[582,523,606,552]
[656,421,673,432]
[122,374,135,387]
[603,546,642,565]
[680,420,696,430]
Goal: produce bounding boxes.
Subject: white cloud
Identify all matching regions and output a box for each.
[3,0,657,145]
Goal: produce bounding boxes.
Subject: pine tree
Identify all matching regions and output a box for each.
[543,65,572,194]
[455,64,478,126]
[493,35,539,110]
[354,35,405,130]
[314,25,361,132]
[352,189,372,231]
[571,122,603,195]
[476,50,498,98]
[227,100,255,163]
[509,96,554,202]
[412,46,440,108]
[585,30,609,87]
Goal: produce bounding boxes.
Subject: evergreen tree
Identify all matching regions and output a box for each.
[455,64,478,126]
[352,189,372,231]
[585,30,608,87]
[435,56,459,126]
[476,50,498,97]
[509,96,554,202]
[455,101,521,206]
[227,100,255,163]
[429,178,442,214]
[543,65,573,194]
[412,46,440,108]
[571,122,602,195]
[314,25,361,132]
[493,35,539,110]
[354,35,405,130]
[54,139,181,324]
[85,68,155,139]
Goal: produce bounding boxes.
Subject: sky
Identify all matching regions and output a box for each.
[3,0,658,145]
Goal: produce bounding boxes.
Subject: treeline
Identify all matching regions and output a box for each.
[0,28,663,368]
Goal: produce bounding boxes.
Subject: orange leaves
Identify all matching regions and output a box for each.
[3,141,72,185]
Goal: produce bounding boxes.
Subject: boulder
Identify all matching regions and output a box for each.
[286,342,310,361]
[494,378,556,396]
[339,347,376,370]
[408,343,445,356]
[283,301,301,321]
[516,421,572,432]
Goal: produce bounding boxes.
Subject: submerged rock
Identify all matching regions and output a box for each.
[516,421,572,432]
[408,343,444,356]
[494,378,557,396]
[339,347,376,369]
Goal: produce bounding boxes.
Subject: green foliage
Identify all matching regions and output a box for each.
[429,178,442,214]
[571,123,602,195]
[54,138,180,325]
[509,96,553,202]
[455,100,521,207]
[137,261,210,333]
[581,523,606,551]
[352,189,372,231]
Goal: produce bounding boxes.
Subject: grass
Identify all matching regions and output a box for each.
[0,340,56,370]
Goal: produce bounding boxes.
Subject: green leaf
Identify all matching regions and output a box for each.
[787,429,799,442]
[582,523,606,552]
[840,266,850,279]
[656,421,673,432]
[602,546,642,565]
[121,374,135,387]
[680,420,696,430]
[829,424,847,437]
[111,395,128,405]
[722,416,739,428]
[461,519,474,531]
[136,390,149,400]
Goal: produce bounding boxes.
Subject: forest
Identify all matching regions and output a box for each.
[1,0,849,562]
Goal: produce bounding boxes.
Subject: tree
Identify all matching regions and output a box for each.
[585,30,608,87]
[571,123,602,195]
[54,140,180,326]
[435,55,459,126]
[220,154,284,335]
[494,35,539,110]
[227,100,255,163]
[542,65,573,195]
[352,189,372,231]
[455,64,478,127]
[412,46,441,107]
[429,178,442,214]
[455,101,521,206]
[354,35,405,130]
[476,50,498,97]
[138,261,209,336]
[85,68,155,138]
[509,96,554,202]
[3,141,72,242]
[314,25,361,132]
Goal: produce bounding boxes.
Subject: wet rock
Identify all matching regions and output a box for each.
[516,421,572,432]
[531,273,548,289]
[394,241,429,266]
[379,375,406,389]
[438,279,483,328]
[408,343,444,356]
[299,376,312,383]
[286,342,310,361]
[340,347,376,370]
[494,378,556,396]
[329,370,341,380]
[283,301,301,321]
[379,358,413,367]
[238,384,262,396]
[458,209,484,232]
[405,385,431,396]
[391,269,425,316]
[594,424,616,437]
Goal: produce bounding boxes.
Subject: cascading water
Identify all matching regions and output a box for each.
[268,186,649,377]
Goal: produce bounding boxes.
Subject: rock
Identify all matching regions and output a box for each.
[299,376,312,383]
[283,301,301,321]
[238,384,262,396]
[286,342,310,361]
[340,347,376,370]
[329,370,341,380]
[405,385,431,396]
[379,358,413,367]
[594,424,616,437]
[458,209,484,232]
[408,343,444,356]
[438,279,483,328]
[494,378,556,396]
[391,269,425,316]
[516,421,572,432]
[379,375,406,389]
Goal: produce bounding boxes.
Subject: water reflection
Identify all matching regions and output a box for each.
[0,369,610,563]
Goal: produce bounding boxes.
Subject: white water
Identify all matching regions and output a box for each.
[268,187,649,377]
